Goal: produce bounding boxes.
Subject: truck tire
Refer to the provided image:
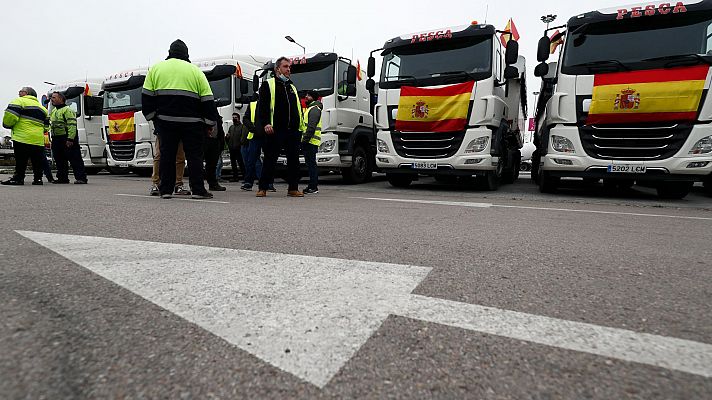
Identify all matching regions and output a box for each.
[530,151,541,184]
[539,171,559,193]
[387,174,414,188]
[341,145,372,184]
[478,171,499,191]
[704,174,712,196]
[656,182,692,199]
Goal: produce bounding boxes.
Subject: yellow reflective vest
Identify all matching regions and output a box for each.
[265,78,306,133]
[2,95,48,146]
[246,101,257,140]
[302,103,322,146]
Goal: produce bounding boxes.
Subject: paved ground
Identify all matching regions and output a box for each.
[1,171,711,399]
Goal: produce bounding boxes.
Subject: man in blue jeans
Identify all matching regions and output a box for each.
[302,90,322,194]
[241,100,264,191]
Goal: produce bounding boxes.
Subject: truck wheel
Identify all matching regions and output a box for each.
[539,171,559,193]
[342,145,372,184]
[386,174,413,188]
[478,171,499,191]
[85,167,102,175]
[656,182,692,199]
[704,174,712,196]
[530,151,541,184]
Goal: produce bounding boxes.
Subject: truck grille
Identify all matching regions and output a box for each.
[391,131,465,159]
[109,141,136,161]
[579,124,691,161]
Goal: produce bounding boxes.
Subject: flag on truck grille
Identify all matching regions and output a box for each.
[395,81,474,132]
[586,65,708,125]
[107,111,135,141]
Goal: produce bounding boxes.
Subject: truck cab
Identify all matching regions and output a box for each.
[367,22,526,189]
[47,80,105,174]
[533,0,712,198]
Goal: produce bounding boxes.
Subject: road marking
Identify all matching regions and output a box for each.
[16,231,712,387]
[116,193,230,204]
[354,197,712,221]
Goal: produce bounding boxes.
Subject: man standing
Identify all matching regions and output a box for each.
[225,112,247,182]
[256,57,305,197]
[203,114,226,192]
[302,90,322,194]
[241,98,263,191]
[1,87,48,185]
[49,91,87,184]
[142,39,215,199]
[149,136,191,196]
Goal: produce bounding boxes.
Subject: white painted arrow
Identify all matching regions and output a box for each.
[17,231,712,388]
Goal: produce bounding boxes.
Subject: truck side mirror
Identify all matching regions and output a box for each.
[347,65,357,85]
[505,40,519,65]
[534,62,549,77]
[240,78,248,95]
[367,56,376,78]
[504,66,519,80]
[366,79,375,92]
[537,36,551,62]
[252,73,259,93]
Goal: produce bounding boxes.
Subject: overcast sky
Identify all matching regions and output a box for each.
[0,0,628,135]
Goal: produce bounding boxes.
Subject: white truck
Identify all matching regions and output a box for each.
[47,80,106,174]
[367,22,527,189]
[533,0,712,199]
[101,55,267,176]
[258,53,374,183]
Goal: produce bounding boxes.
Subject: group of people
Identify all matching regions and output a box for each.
[143,40,322,199]
[2,39,323,197]
[2,87,87,186]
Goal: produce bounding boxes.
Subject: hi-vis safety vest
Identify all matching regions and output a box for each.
[246,101,257,140]
[303,104,322,146]
[2,95,48,147]
[266,78,306,133]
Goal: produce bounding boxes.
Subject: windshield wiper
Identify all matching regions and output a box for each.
[569,59,631,72]
[642,53,712,67]
[430,71,478,80]
[387,75,419,84]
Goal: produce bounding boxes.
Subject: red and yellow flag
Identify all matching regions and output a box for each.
[395,81,474,132]
[550,30,564,54]
[83,84,92,96]
[587,66,709,125]
[356,60,362,81]
[108,111,136,141]
[500,18,520,47]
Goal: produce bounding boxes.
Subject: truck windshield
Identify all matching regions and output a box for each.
[562,12,712,74]
[65,95,82,117]
[289,61,335,95]
[380,37,493,88]
[103,86,142,112]
[209,76,232,107]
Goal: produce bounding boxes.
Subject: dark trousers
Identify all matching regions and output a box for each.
[12,141,44,182]
[51,136,86,182]
[157,122,206,196]
[245,138,264,184]
[203,137,223,186]
[259,129,300,191]
[228,146,244,180]
[42,151,54,181]
[303,143,318,189]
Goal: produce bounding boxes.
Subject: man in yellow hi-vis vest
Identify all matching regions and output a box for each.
[240,98,264,191]
[302,90,322,194]
[2,87,48,185]
[255,57,306,198]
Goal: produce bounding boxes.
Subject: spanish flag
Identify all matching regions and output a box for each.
[83,84,92,97]
[587,66,709,125]
[395,81,474,132]
[108,111,135,141]
[550,30,564,54]
[500,18,520,47]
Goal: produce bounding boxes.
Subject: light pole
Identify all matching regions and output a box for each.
[541,14,557,30]
[285,36,305,54]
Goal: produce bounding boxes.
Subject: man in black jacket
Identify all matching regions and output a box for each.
[256,57,304,198]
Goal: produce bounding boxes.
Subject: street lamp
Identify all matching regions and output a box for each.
[43,81,56,86]
[285,35,305,54]
[541,14,557,29]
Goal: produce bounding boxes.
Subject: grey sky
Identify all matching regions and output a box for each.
[0,0,627,135]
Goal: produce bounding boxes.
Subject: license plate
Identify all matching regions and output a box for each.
[117,162,129,168]
[607,164,646,173]
[413,162,438,170]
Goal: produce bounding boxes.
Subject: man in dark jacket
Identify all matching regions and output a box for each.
[203,113,226,191]
[256,57,305,197]
[302,90,322,194]
[225,112,247,181]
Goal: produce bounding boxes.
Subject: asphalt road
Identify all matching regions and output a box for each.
[1,171,711,399]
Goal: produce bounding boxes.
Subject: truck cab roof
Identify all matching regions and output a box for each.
[381,23,496,51]
[567,0,712,28]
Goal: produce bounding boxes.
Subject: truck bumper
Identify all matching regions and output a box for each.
[106,142,154,169]
[542,124,712,182]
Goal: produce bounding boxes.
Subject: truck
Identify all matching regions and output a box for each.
[101,55,267,176]
[47,80,106,174]
[532,0,712,199]
[259,53,374,183]
[366,22,527,189]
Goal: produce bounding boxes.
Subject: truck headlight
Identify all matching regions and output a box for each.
[551,135,576,153]
[689,135,712,154]
[464,136,489,153]
[377,139,390,153]
[318,140,336,153]
[136,148,150,158]
[81,148,88,158]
